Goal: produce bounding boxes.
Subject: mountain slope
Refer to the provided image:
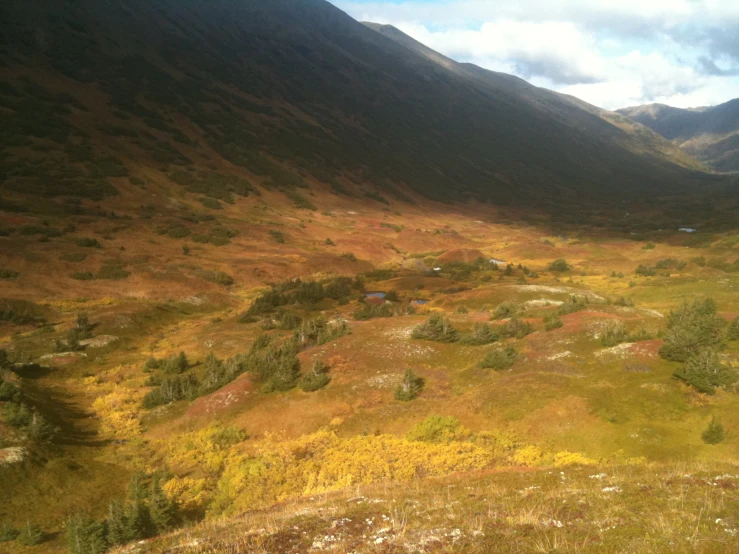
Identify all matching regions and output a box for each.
[365,23,705,174]
[0,0,723,211]
[618,100,739,172]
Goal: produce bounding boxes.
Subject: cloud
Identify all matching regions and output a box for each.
[332,0,739,109]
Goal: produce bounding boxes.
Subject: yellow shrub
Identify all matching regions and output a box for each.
[209,429,495,516]
[553,451,598,466]
[163,476,211,511]
[158,425,247,476]
[512,445,548,466]
[91,388,142,440]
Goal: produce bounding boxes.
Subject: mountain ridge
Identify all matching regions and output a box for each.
[618,98,739,171]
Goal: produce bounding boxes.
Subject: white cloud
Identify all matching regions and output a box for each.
[332,0,739,109]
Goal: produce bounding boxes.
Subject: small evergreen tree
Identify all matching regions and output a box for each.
[395,369,424,401]
[17,521,44,546]
[299,360,331,392]
[673,349,738,395]
[492,302,516,320]
[66,514,108,554]
[548,259,570,272]
[411,315,459,343]
[177,351,189,372]
[479,347,518,371]
[702,416,726,445]
[727,318,739,341]
[0,522,19,542]
[106,499,128,546]
[76,312,92,339]
[149,474,180,533]
[461,322,499,345]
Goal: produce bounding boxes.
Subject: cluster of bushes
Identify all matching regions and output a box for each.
[478,346,518,370]
[65,470,180,554]
[412,315,459,343]
[73,265,131,281]
[496,317,533,339]
[299,360,331,392]
[660,299,737,394]
[353,302,415,320]
[556,296,589,316]
[242,277,365,318]
[492,301,516,320]
[0,268,19,279]
[548,259,570,272]
[170,170,254,203]
[0,349,59,442]
[599,321,652,347]
[461,322,499,345]
[543,315,563,331]
[201,270,234,286]
[293,316,350,349]
[0,297,46,325]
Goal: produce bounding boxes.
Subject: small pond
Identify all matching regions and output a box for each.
[366,292,386,299]
[412,299,430,305]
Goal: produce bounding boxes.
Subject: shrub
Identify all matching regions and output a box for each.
[659,299,725,362]
[299,360,331,392]
[556,296,588,315]
[548,259,570,272]
[478,347,518,370]
[673,349,737,394]
[600,321,629,347]
[395,369,424,401]
[325,238,335,246]
[96,265,131,280]
[460,323,499,345]
[0,522,19,542]
[727,318,739,341]
[353,303,398,320]
[406,415,470,444]
[72,271,95,281]
[544,316,563,331]
[294,317,350,348]
[492,301,516,320]
[496,317,533,339]
[142,374,199,408]
[76,237,101,248]
[60,252,87,262]
[635,265,656,276]
[702,416,725,444]
[341,252,357,261]
[412,315,459,343]
[455,305,469,314]
[203,271,234,286]
[269,230,285,244]
[17,522,44,546]
[642,242,656,250]
[200,197,223,210]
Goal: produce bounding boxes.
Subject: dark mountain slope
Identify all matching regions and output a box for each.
[0,0,725,209]
[619,100,739,172]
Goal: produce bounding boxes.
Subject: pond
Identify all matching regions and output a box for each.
[412,299,430,305]
[366,292,386,299]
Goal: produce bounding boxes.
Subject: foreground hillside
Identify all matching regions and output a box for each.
[4,183,739,551]
[618,100,739,172]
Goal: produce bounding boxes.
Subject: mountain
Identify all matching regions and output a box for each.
[618,100,739,172]
[0,0,723,212]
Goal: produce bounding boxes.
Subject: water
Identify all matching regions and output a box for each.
[412,299,429,305]
[366,292,386,299]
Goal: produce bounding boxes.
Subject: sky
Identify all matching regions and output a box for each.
[329,0,739,111]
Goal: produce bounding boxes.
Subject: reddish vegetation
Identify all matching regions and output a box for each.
[629,340,663,359]
[436,248,485,263]
[187,374,254,418]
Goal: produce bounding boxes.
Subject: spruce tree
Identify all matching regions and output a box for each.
[673,349,738,394]
[125,500,153,540]
[106,499,128,546]
[149,474,179,533]
[727,318,739,341]
[66,514,107,554]
[0,522,19,542]
[178,351,189,372]
[17,521,44,546]
[76,312,92,339]
[702,416,726,444]
[395,369,423,401]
